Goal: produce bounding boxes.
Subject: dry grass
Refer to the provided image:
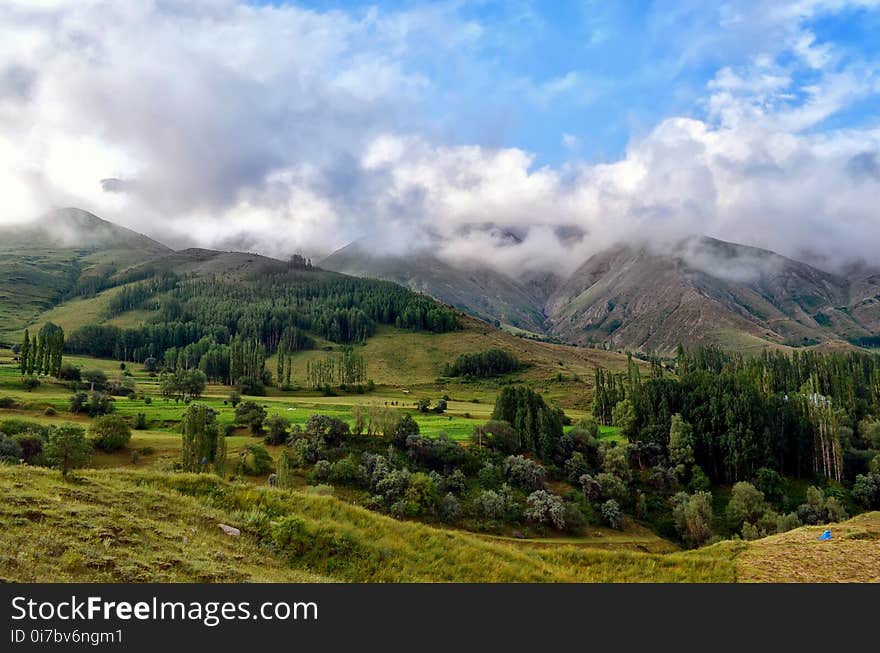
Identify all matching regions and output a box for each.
[735,512,880,583]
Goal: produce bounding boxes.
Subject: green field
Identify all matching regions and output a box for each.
[0,345,621,481]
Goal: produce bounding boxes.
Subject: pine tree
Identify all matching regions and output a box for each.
[19,330,29,376]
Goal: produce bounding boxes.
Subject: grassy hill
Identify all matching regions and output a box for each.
[0,465,733,582]
[2,466,875,582]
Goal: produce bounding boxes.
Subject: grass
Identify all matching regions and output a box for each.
[0,465,738,583]
[734,511,880,582]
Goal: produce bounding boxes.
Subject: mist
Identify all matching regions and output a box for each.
[1,1,879,281]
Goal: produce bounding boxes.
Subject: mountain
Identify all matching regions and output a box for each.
[324,235,880,354]
[321,241,552,333]
[0,208,171,339]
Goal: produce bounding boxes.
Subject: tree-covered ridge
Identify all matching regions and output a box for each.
[594,346,880,486]
[66,267,459,363]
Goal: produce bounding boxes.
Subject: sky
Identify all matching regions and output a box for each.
[1,0,880,275]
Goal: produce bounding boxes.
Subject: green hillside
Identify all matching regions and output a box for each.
[0,465,733,582]
[2,466,876,582]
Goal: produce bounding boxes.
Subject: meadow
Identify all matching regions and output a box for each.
[0,346,619,475]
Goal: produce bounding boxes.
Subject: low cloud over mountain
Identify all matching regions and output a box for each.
[1,1,879,278]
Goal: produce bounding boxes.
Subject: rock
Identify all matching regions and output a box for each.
[218,523,240,537]
[511,530,525,539]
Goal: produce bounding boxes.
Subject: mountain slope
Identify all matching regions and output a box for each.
[322,241,551,333]
[546,237,876,352]
[326,235,880,354]
[0,208,171,340]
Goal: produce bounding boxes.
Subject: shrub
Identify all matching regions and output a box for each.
[228,391,241,408]
[473,489,510,521]
[133,413,148,430]
[143,396,152,405]
[0,397,15,409]
[45,424,91,477]
[236,444,273,476]
[329,454,364,485]
[503,455,546,490]
[775,512,802,534]
[595,472,628,504]
[44,407,56,416]
[22,376,40,391]
[852,473,880,509]
[601,499,623,529]
[564,452,590,483]
[0,433,23,462]
[263,414,290,446]
[57,363,81,381]
[726,482,767,532]
[670,491,714,548]
[89,415,132,452]
[14,434,46,465]
[525,490,566,530]
[238,376,265,396]
[437,493,462,523]
[313,459,332,481]
[234,401,267,435]
[304,414,350,447]
[69,391,114,417]
[391,413,420,447]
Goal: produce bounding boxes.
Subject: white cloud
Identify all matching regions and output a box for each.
[0,0,878,279]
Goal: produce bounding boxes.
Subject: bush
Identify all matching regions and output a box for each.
[143,396,152,405]
[775,512,802,534]
[22,376,40,391]
[564,452,590,483]
[852,473,880,509]
[44,407,56,416]
[235,401,267,435]
[57,363,81,381]
[329,454,364,485]
[303,414,350,447]
[601,499,623,529]
[81,369,108,391]
[471,420,520,454]
[391,413,420,447]
[313,460,332,482]
[238,376,265,396]
[45,424,91,477]
[525,490,566,530]
[473,489,512,521]
[670,491,714,548]
[0,397,15,409]
[14,434,46,465]
[236,444,273,476]
[595,472,628,504]
[437,493,462,522]
[228,391,241,408]
[69,391,114,417]
[133,413,148,430]
[726,482,767,533]
[503,455,546,490]
[263,414,290,446]
[0,433,23,462]
[89,415,132,452]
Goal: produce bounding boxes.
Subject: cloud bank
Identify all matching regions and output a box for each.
[1,0,879,278]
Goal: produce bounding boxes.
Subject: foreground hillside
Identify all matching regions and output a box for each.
[2,466,876,582]
[0,466,733,583]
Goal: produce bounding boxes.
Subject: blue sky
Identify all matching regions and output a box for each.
[2,0,880,270]
[275,0,880,165]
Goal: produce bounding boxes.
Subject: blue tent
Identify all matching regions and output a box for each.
[818,529,832,540]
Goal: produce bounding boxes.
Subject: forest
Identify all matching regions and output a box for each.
[65,269,459,364]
